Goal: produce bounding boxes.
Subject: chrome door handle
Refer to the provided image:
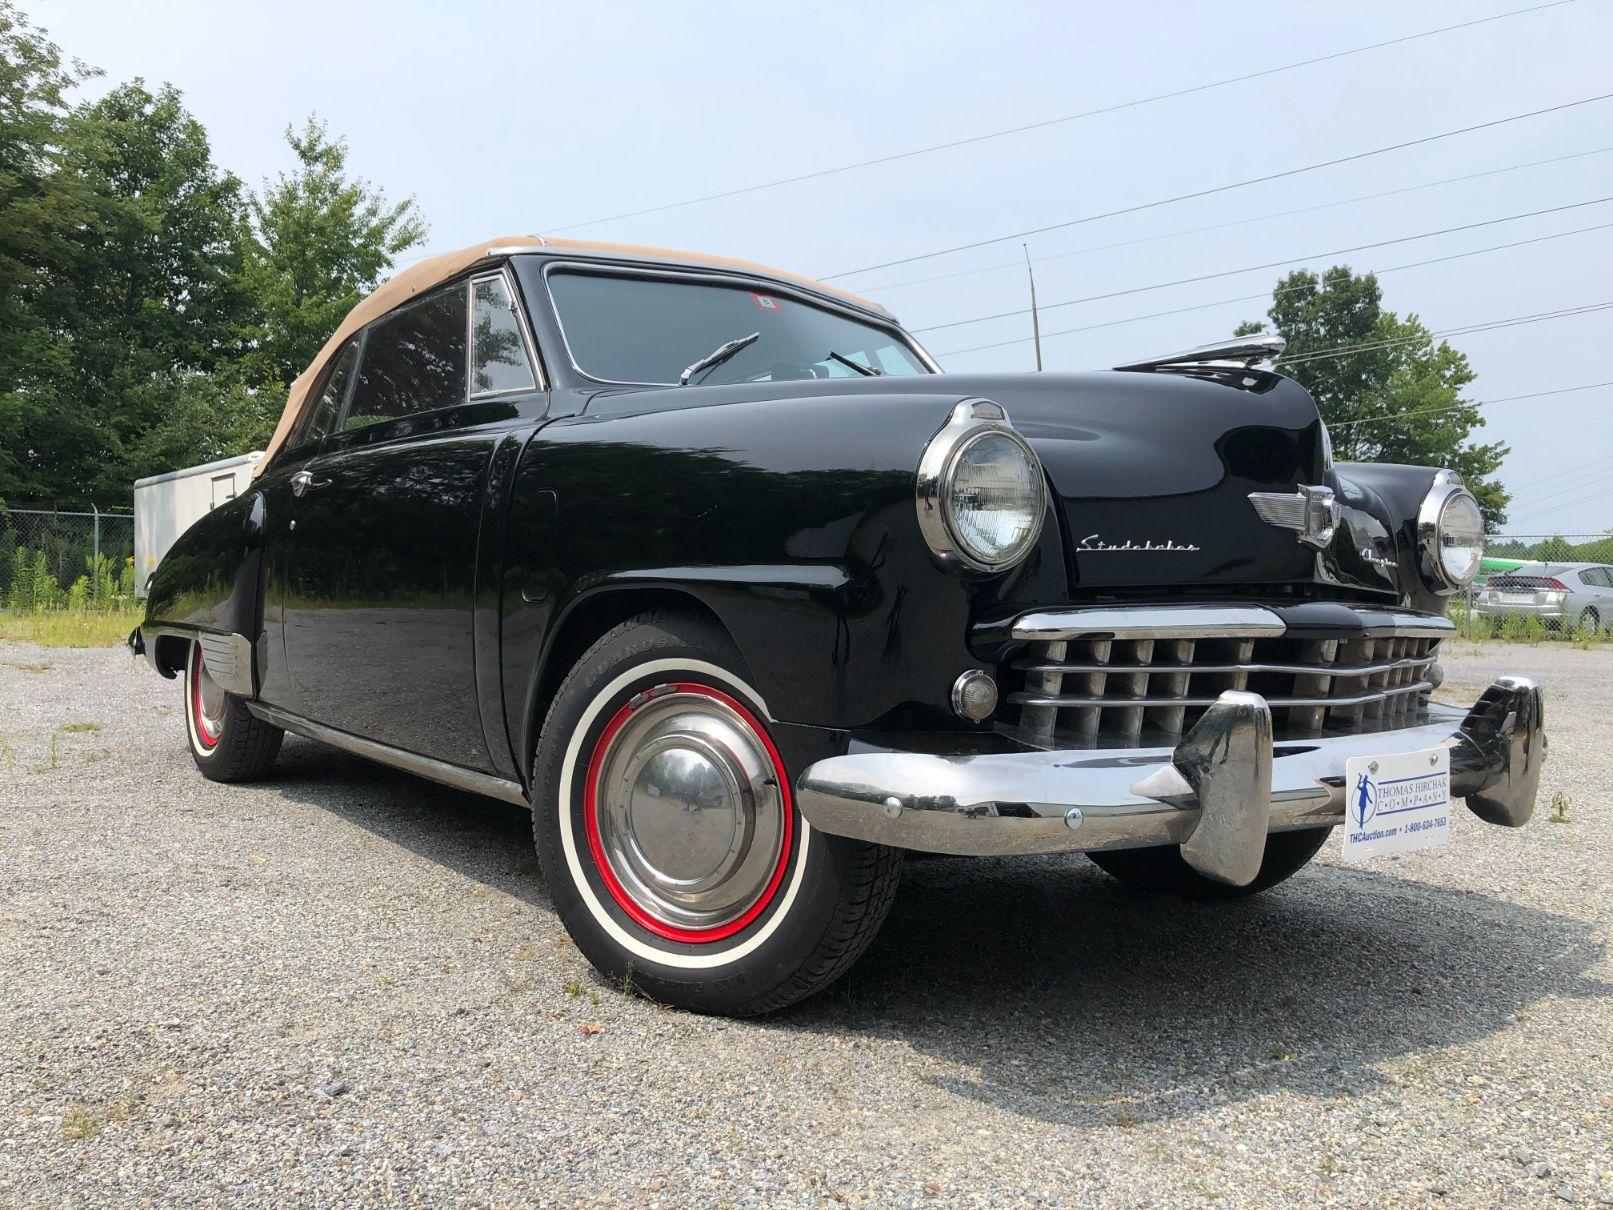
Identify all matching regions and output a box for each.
[290,470,330,497]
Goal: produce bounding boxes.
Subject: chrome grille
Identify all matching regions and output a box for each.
[1007,632,1443,748]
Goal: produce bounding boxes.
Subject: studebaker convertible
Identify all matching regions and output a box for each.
[134,236,1545,1015]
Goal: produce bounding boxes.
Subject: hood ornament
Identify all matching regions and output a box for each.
[1248,485,1341,550]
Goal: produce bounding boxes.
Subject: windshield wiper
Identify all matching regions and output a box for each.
[679,332,761,386]
[828,350,883,376]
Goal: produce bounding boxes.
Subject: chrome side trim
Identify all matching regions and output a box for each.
[1006,603,1455,642]
[198,632,254,697]
[245,703,530,808]
[1009,605,1287,642]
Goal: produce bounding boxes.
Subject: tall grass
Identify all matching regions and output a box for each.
[1451,607,1611,646]
[0,545,142,647]
[0,606,143,648]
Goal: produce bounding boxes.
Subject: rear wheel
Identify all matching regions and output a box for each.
[1580,607,1601,636]
[184,641,283,782]
[533,610,902,1015]
[1087,827,1332,899]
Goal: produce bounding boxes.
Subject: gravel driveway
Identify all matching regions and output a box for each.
[2,640,1609,1207]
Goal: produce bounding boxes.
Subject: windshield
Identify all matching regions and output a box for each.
[547,269,929,385]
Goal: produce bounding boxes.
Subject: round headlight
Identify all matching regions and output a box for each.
[1418,473,1484,592]
[917,400,1045,572]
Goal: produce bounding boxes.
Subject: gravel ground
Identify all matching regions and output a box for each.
[1,639,1609,1207]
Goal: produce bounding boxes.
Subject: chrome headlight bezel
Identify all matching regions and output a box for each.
[1417,469,1485,593]
[916,399,1046,573]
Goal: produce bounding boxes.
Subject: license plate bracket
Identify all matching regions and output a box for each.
[1340,746,1451,862]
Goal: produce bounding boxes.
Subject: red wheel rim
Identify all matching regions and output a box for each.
[190,644,221,749]
[583,682,794,944]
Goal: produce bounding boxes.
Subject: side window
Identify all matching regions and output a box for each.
[344,285,468,431]
[471,273,537,395]
[297,339,358,448]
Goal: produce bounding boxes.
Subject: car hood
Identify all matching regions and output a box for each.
[580,369,1403,596]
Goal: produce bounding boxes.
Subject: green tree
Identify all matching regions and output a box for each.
[1237,266,1510,526]
[48,81,257,502]
[0,2,98,505]
[245,117,427,386]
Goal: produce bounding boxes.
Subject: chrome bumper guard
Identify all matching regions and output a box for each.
[795,676,1545,886]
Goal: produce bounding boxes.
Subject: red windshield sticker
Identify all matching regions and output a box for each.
[750,293,780,312]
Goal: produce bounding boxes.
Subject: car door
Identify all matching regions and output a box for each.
[281,269,545,769]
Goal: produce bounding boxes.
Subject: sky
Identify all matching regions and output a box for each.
[26,0,1613,536]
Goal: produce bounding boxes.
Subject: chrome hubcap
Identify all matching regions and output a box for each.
[192,647,225,743]
[591,688,785,933]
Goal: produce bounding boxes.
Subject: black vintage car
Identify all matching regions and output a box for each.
[134,236,1545,1015]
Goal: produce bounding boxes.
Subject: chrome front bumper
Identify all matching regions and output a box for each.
[796,677,1545,886]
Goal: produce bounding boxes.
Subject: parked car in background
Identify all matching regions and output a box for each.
[132,236,1546,1015]
[1472,562,1613,633]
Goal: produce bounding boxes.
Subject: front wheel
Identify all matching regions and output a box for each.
[183,640,283,782]
[533,610,902,1015]
[1087,826,1332,899]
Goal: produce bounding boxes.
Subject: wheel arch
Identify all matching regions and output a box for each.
[520,585,746,784]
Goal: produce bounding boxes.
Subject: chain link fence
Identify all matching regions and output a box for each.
[0,507,137,609]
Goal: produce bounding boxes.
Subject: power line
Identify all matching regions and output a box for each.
[1277,300,1613,367]
[934,218,1613,356]
[823,91,1613,280]
[1510,481,1613,521]
[527,2,1576,236]
[913,196,1613,335]
[1330,382,1613,430]
[1505,452,1613,508]
[860,145,1613,295]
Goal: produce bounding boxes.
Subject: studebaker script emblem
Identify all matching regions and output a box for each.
[1077,533,1201,553]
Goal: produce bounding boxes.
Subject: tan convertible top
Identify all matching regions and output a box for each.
[255,235,887,475]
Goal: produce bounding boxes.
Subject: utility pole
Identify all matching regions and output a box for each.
[1023,244,1043,371]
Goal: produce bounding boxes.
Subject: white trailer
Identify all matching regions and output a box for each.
[133,452,263,597]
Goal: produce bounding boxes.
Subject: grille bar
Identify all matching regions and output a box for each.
[1010,679,1434,711]
[1012,655,1437,678]
[1004,621,1444,748]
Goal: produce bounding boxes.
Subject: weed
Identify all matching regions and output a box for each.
[501,971,537,993]
[1548,791,1572,824]
[57,721,101,734]
[564,978,582,998]
[61,1108,104,1140]
[1266,1046,1296,1062]
[1113,1110,1144,1128]
[8,661,51,673]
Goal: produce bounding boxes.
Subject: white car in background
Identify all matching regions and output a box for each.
[1473,562,1613,633]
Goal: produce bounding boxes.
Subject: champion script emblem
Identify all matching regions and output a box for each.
[1077,533,1201,553]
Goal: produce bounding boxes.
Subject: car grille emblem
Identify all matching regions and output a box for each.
[1248,485,1341,550]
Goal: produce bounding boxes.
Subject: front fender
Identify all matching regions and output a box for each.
[1332,462,1451,613]
[501,391,1067,739]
